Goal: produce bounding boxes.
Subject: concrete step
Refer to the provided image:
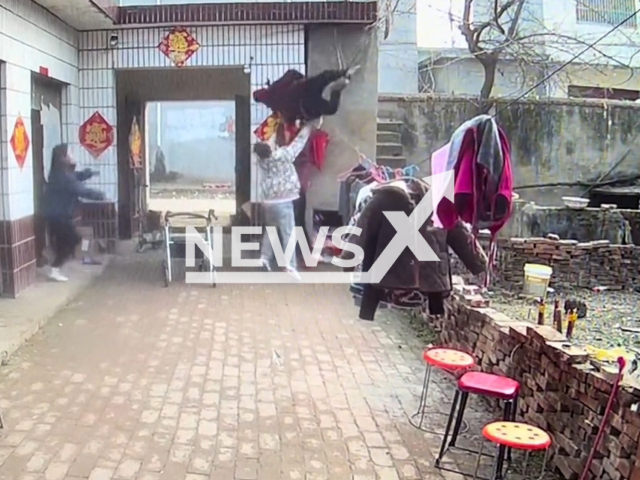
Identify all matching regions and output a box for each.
[377,119,403,134]
[376,156,407,169]
[377,131,401,144]
[376,142,403,158]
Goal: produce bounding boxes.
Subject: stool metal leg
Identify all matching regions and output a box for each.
[472,440,485,480]
[409,363,432,430]
[448,391,469,448]
[409,364,469,435]
[536,448,550,480]
[435,390,461,467]
[504,399,514,464]
[494,441,507,480]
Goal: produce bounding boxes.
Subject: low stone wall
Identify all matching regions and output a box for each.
[424,290,640,480]
[495,238,640,290]
[504,204,640,246]
[451,237,640,291]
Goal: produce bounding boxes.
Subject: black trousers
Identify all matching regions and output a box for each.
[48,218,81,268]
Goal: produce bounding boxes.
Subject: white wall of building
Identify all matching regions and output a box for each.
[542,0,640,66]
[378,0,418,94]
[421,57,536,97]
[471,0,640,67]
[0,0,79,222]
[419,0,640,98]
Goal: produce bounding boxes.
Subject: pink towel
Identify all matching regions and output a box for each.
[430,143,451,228]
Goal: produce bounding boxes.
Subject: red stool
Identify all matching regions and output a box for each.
[410,347,475,432]
[474,422,551,480]
[436,372,520,476]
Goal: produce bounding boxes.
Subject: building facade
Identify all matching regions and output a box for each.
[117,0,419,95]
[0,0,378,297]
[418,0,640,99]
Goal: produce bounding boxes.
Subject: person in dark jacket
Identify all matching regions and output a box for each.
[342,181,487,320]
[42,144,105,282]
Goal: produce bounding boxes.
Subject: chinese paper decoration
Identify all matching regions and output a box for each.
[129,117,142,169]
[158,27,200,67]
[254,113,300,145]
[79,111,114,159]
[10,116,30,170]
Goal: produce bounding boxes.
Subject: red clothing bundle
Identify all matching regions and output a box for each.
[254,68,339,191]
[253,69,305,123]
[253,116,330,195]
[435,115,513,285]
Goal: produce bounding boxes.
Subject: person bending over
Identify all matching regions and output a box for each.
[254,118,322,279]
[42,144,105,282]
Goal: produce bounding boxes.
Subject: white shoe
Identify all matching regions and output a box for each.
[346,65,360,78]
[260,258,271,272]
[285,267,301,282]
[48,268,68,282]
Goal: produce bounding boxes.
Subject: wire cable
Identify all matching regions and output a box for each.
[413,7,640,167]
[493,6,640,116]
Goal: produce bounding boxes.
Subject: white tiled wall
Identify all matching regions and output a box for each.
[0,0,79,221]
[78,25,305,202]
[1,63,33,221]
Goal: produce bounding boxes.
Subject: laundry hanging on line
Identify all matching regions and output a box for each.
[433,114,514,287]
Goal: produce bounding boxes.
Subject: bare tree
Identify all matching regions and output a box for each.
[458,0,637,110]
[460,0,526,104]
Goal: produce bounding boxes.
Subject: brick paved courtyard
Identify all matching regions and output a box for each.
[0,255,483,480]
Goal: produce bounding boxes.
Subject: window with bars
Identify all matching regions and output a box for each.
[576,0,637,27]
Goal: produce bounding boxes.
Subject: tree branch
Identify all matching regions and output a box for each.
[456,0,640,101]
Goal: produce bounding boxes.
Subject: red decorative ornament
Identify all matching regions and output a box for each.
[254,113,300,144]
[10,117,30,170]
[158,27,200,67]
[79,111,114,159]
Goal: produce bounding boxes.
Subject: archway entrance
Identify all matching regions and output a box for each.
[115,67,251,239]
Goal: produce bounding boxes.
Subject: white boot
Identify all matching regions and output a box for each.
[48,268,68,282]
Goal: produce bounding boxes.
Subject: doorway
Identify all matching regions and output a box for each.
[115,67,251,239]
[31,74,63,266]
[146,100,237,221]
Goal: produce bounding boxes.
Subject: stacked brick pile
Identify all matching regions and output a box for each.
[424,287,640,480]
[450,237,640,291]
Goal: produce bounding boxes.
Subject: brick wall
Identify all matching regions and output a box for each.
[424,290,640,480]
[451,237,640,291]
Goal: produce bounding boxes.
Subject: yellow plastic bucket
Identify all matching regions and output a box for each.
[523,264,552,297]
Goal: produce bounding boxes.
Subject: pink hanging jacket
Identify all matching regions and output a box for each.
[436,115,513,285]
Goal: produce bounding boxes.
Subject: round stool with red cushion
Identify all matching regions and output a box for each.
[476,422,551,480]
[409,347,476,432]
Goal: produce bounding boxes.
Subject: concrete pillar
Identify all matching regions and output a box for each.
[305,25,379,232]
[0,62,36,296]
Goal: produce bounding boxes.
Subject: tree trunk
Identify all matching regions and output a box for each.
[478,54,498,114]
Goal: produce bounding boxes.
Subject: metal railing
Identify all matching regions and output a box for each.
[576,0,638,27]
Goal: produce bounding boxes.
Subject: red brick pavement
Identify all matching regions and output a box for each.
[0,255,476,480]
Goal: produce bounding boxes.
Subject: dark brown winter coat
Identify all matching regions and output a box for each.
[344,183,487,293]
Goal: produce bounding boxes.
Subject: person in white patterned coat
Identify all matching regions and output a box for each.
[254,117,322,279]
